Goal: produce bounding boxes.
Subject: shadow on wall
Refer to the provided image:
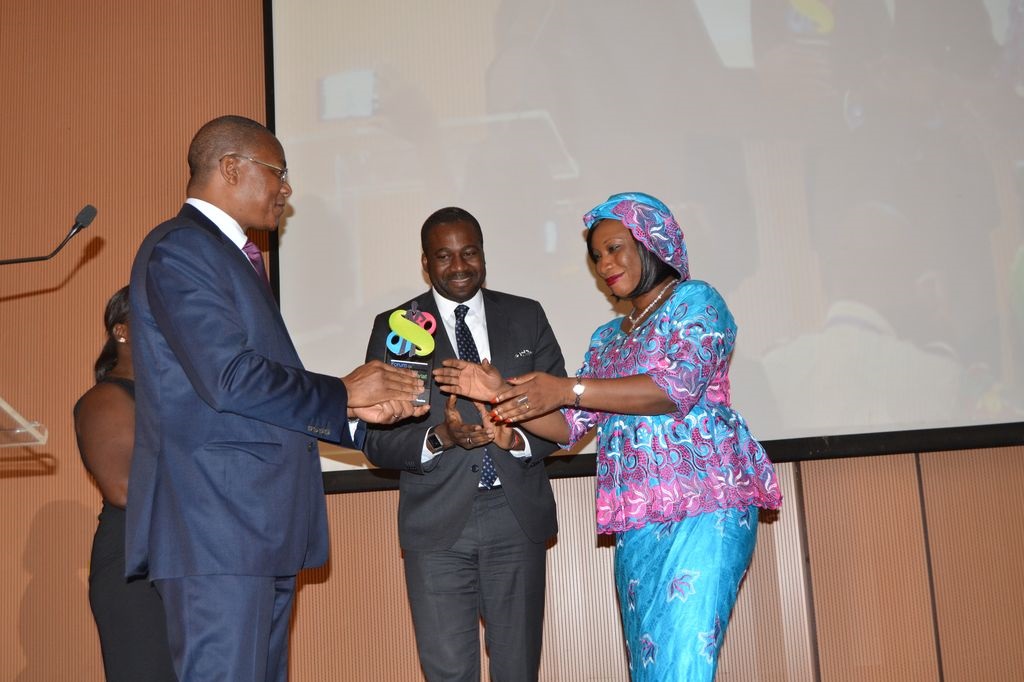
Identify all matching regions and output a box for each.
[0,236,105,305]
[14,499,101,681]
[0,449,58,479]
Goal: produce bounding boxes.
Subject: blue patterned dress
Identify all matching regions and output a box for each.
[563,279,782,680]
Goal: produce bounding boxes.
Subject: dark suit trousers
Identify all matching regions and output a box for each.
[155,574,296,682]
[403,488,547,682]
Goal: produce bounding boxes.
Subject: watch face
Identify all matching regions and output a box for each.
[573,382,585,396]
[427,432,444,450]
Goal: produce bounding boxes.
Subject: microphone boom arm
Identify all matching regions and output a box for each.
[0,205,97,266]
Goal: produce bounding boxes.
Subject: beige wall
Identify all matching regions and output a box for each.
[2,2,1023,681]
[0,1,268,678]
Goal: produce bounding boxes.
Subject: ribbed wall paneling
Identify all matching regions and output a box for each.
[919,446,1024,680]
[291,489,423,680]
[298,469,818,681]
[0,1,265,679]
[290,477,632,681]
[718,462,817,680]
[802,455,941,681]
[540,476,627,681]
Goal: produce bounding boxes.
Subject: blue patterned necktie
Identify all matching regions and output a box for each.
[454,304,498,489]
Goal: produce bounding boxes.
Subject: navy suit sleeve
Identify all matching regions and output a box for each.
[144,228,353,446]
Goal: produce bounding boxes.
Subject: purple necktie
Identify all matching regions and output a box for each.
[242,240,270,286]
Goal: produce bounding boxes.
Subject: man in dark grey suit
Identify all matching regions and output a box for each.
[128,115,426,681]
[363,207,566,681]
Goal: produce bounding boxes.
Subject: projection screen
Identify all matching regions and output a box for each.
[271,0,1024,469]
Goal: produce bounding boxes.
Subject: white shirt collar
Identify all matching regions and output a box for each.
[185,197,247,249]
[432,287,485,324]
[432,287,491,366]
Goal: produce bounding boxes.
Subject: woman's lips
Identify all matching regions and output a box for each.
[605,273,623,287]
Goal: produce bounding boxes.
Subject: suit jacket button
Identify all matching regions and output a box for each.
[471,464,480,473]
[307,442,314,452]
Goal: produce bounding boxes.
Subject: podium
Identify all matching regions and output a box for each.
[0,396,48,447]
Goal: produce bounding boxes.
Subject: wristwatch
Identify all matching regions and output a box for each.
[425,428,446,454]
[572,377,586,409]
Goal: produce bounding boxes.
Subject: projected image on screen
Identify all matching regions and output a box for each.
[273,0,1024,468]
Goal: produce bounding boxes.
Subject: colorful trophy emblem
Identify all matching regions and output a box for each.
[386,302,437,404]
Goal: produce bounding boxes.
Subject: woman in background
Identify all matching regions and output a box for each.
[435,192,782,680]
[74,286,175,682]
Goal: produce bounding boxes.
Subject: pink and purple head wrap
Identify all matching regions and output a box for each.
[583,192,689,280]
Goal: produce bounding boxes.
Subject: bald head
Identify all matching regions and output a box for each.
[187,115,277,192]
[184,115,292,231]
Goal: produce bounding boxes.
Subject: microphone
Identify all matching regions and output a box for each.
[70,204,98,236]
[0,204,97,266]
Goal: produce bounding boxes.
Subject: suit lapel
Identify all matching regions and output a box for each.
[482,289,509,363]
[179,204,278,307]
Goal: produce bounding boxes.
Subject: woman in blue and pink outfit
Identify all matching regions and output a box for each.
[434,192,782,680]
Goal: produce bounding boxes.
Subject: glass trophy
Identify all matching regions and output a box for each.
[385,302,437,405]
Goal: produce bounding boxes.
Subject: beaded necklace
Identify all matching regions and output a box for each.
[624,278,677,332]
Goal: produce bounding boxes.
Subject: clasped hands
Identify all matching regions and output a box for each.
[433,393,523,451]
[339,356,558,446]
[433,358,563,425]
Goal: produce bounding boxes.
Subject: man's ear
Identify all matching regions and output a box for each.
[421,252,429,274]
[219,154,241,186]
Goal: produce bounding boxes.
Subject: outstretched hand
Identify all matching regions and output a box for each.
[352,399,429,425]
[433,358,505,402]
[488,371,570,423]
[343,360,424,407]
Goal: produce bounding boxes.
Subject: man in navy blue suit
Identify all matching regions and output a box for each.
[126,115,427,681]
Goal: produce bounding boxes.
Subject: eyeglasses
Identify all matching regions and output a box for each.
[222,153,289,183]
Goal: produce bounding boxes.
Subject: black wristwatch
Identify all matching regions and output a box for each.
[425,428,446,454]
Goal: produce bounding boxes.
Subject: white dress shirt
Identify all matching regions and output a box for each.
[422,288,530,477]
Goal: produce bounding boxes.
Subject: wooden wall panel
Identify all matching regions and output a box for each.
[291,489,422,681]
[718,462,817,681]
[297,468,815,681]
[291,477,632,681]
[802,455,940,681]
[539,476,627,681]
[919,446,1024,680]
[0,1,266,679]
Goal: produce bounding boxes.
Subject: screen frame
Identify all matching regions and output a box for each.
[260,0,1024,494]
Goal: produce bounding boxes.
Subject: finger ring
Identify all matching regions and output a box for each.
[517,395,529,406]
